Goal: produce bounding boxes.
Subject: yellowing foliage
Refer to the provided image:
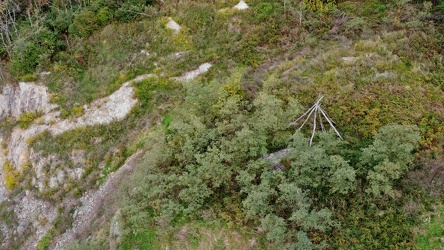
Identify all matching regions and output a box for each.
[3,161,19,190]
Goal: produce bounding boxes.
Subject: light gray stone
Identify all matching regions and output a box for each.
[166,17,181,34]
[172,63,212,82]
[234,0,249,10]
[110,210,122,250]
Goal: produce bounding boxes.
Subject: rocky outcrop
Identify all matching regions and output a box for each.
[52,150,144,249]
[49,80,138,134]
[0,82,57,119]
[3,75,152,175]
[109,210,123,250]
[0,74,154,249]
[16,191,58,250]
[172,63,212,82]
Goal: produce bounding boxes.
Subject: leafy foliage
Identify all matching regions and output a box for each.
[1,0,442,248]
[119,69,421,248]
[17,111,42,129]
[68,9,100,37]
[3,161,19,190]
[10,27,61,75]
[360,125,421,197]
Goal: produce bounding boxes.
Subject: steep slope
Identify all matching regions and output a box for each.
[0,0,443,249]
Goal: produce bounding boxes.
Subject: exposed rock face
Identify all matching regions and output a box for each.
[52,150,144,249]
[0,74,152,249]
[0,82,57,119]
[3,76,146,176]
[109,210,122,249]
[263,148,292,166]
[49,81,138,134]
[15,191,58,250]
[7,126,47,171]
[172,63,212,82]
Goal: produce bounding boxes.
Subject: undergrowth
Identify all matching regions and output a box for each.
[1,0,444,249]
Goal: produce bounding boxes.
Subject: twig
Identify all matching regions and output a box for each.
[310,106,317,145]
[319,107,342,139]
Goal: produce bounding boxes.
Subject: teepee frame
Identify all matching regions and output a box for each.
[290,96,342,146]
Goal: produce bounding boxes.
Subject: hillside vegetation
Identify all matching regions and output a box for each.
[1,0,444,249]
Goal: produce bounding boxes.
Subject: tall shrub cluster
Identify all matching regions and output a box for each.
[0,0,154,76]
[120,71,421,248]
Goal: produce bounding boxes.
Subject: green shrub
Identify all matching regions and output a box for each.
[360,124,421,197]
[251,2,276,23]
[304,0,337,13]
[97,7,111,26]
[37,229,55,250]
[119,66,424,248]
[120,72,350,248]
[416,204,444,249]
[3,161,19,190]
[45,8,75,34]
[114,0,153,22]
[10,28,59,75]
[17,111,42,129]
[69,9,100,37]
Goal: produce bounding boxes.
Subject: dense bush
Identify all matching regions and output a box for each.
[69,9,100,37]
[120,70,421,248]
[10,28,60,75]
[45,8,75,34]
[360,125,421,197]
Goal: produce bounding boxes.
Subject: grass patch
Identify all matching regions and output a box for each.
[121,229,160,250]
[3,161,19,190]
[37,229,55,250]
[416,204,444,250]
[119,219,261,250]
[17,111,42,129]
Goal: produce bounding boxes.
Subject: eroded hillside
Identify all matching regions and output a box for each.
[0,0,444,249]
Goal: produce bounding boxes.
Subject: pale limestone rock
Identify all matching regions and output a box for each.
[166,17,181,34]
[234,0,249,10]
[70,150,86,166]
[67,167,84,181]
[44,75,152,135]
[52,151,143,249]
[263,148,293,166]
[0,74,149,247]
[140,49,150,56]
[375,71,396,79]
[49,175,58,189]
[39,71,51,78]
[110,210,122,250]
[0,137,7,202]
[173,63,212,82]
[0,82,57,119]
[16,192,58,249]
[8,126,48,171]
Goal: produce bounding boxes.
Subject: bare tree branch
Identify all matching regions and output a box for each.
[290,95,342,145]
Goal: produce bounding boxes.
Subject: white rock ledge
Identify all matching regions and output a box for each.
[173,63,212,82]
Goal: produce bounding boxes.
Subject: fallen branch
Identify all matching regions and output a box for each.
[290,95,342,146]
